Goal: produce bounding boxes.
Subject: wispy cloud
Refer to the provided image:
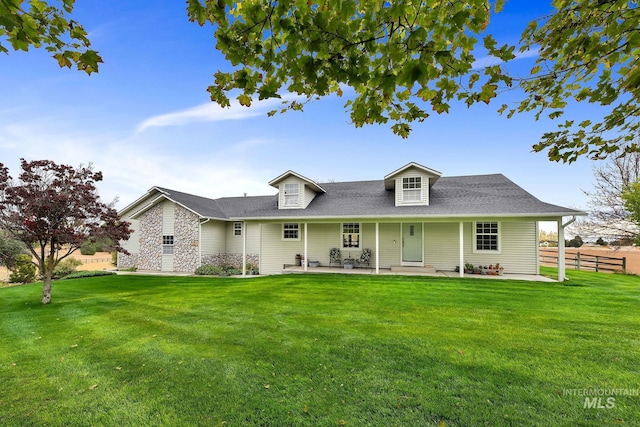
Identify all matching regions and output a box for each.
[0,116,277,208]
[136,95,299,133]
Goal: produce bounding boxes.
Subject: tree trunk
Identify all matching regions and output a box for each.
[41,275,52,304]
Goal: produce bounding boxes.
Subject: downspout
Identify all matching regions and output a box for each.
[558,216,577,282]
[375,222,380,274]
[198,218,211,268]
[242,221,247,277]
[459,221,464,278]
[304,222,308,272]
[562,216,577,228]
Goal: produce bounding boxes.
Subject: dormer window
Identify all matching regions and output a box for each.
[269,170,326,210]
[385,162,440,207]
[283,183,299,206]
[402,177,422,202]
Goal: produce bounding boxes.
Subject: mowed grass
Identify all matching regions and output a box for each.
[0,269,638,426]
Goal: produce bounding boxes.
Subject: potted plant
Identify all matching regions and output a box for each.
[487,265,497,276]
[464,262,474,274]
[246,263,259,275]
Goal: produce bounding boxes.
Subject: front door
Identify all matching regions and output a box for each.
[402,223,423,265]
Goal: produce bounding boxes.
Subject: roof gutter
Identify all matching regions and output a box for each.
[228,211,587,222]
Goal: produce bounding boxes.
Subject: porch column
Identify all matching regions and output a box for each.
[557,218,565,281]
[303,222,308,271]
[242,221,247,277]
[459,221,464,278]
[375,222,380,274]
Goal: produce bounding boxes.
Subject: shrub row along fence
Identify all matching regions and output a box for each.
[539,250,626,273]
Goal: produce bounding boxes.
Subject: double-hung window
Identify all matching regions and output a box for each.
[402,177,422,202]
[342,223,360,248]
[234,222,242,236]
[283,183,299,207]
[475,222,499,252]
[162,235,174,255]
[282,223,300,240]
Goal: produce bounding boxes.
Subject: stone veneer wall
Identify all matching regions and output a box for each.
[138,204,163,271]
[174,205,200,272]
[117,252,139,269]
[118,201,261,273]
[201,253,259,270]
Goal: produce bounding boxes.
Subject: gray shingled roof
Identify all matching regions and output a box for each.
[154,187,275,219]
[155,173,583,220]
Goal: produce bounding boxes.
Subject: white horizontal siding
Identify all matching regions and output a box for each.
[394,171,429,206]
[162,201,175,235]
[161,201,174,271]
[303,185,317,208]
[161,255,173,272]
[260,222,391,272]
[121,218,140,254]
[378,223,401,268]
[424,222,460,271]
[306,223,341,265]
[226,222,260,254]
[360,223,377,266]
[200,220,226,255]
[462,220,537,274]
[278,178,303,209]
[260,223,304,275]
[498,221,538,274]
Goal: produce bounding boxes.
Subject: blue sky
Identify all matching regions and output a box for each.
[0,1,602,227]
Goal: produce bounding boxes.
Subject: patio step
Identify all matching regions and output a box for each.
[390,265,436,274]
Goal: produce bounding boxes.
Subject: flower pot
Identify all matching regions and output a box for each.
[308,261,320,268]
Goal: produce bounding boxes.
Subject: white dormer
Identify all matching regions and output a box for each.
[268,170,326,209]
[384,162,442,206]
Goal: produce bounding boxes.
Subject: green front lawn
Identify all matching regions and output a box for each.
[1,269,638,426]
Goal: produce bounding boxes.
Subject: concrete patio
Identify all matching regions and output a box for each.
[282,265,556,282]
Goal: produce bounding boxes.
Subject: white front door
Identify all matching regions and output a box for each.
[402,223,423,265]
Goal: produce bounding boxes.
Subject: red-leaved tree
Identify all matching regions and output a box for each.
[0,159,131,304]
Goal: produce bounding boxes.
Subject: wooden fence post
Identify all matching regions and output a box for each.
[576,252,581,270]
[595,256,599,272]
[622,257,626,274]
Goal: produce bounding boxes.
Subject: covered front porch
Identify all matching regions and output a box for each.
[247,218,571,281]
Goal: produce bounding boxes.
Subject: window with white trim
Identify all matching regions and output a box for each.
[282,223,300,240]
[234,222,242,236]
[342,223,360,248]
[475,222,499,251]
[283,183,300,206]
[162,235,174,255]
[402,177,422,202]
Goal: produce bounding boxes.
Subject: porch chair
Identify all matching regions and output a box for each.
[329,248,342,268]
[356,248,372,268]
